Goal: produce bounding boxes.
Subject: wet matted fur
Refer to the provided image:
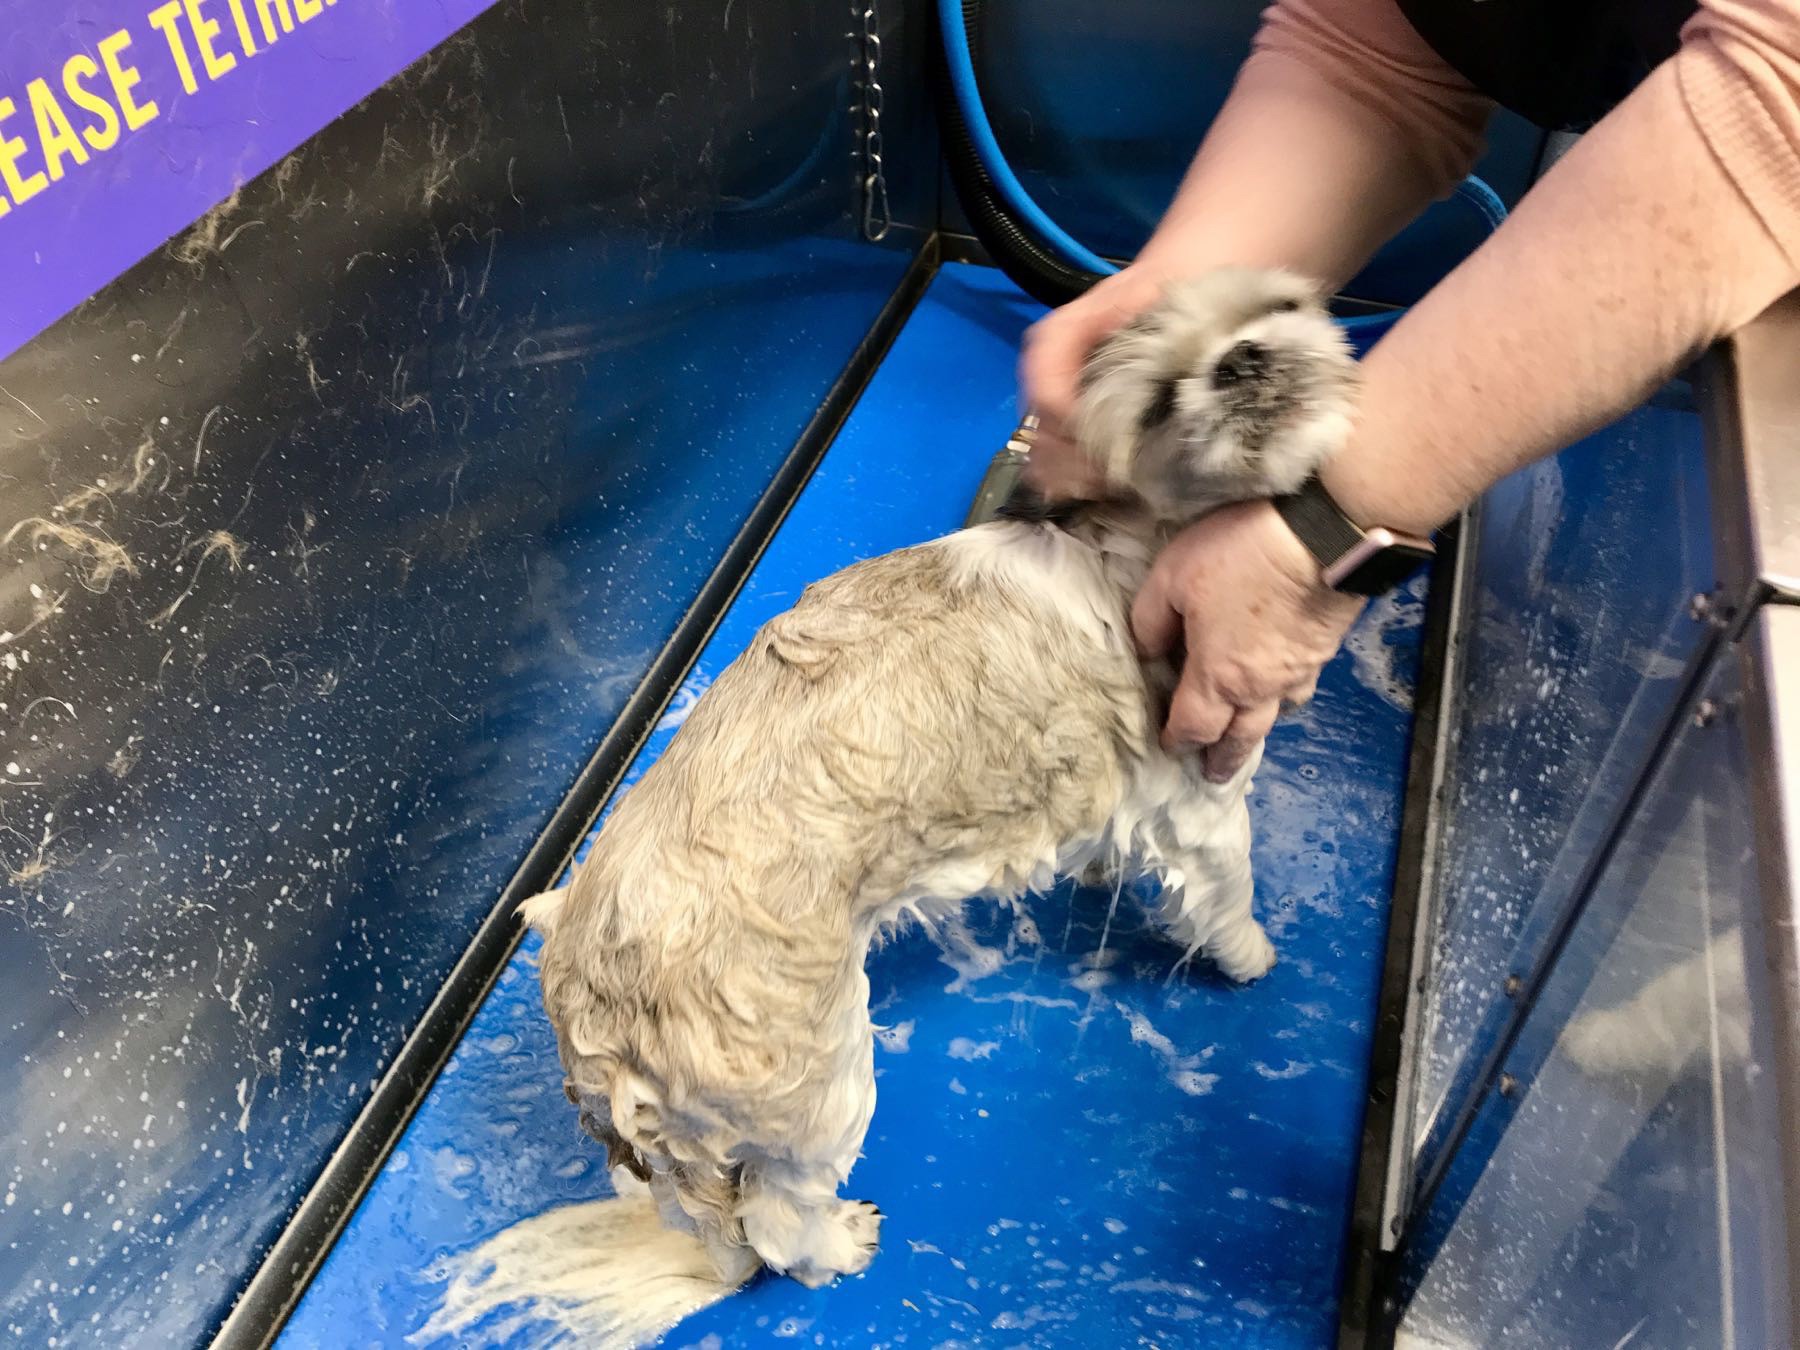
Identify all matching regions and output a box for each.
[521,268,1359,1291]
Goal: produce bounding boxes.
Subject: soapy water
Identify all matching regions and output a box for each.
[1341,572,1426,712]
[401,903,1232,1346]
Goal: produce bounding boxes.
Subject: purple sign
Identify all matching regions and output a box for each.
[0,0,501,362]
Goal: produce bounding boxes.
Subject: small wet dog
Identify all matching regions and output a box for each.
[522,268,1357,1292]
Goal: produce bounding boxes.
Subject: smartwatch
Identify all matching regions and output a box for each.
[1272,475,1435,597]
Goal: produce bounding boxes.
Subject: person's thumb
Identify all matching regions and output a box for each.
[1020,421,1102,500]
[1130,561,1183,659]
[1018,317,1084,428]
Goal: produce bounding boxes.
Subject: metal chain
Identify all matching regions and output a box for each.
[859,0,891,242]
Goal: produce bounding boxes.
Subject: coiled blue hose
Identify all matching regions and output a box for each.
[1448,174,1509,233]
[935,0,1117,277]
[936,0,1508,326]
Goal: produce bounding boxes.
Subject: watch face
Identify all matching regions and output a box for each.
[1338,544,1433,596]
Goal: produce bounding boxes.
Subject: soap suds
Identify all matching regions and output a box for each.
[946,1037,998,1061]
[873,1019,914,1053]
[1342,576,1424,712]
[1117,1005,1217,1097]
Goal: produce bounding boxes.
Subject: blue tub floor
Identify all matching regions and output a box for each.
[281,262,1424,1348]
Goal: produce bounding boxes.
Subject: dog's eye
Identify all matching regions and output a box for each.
[1269,298,1301,314]
[1139,376,1179,430]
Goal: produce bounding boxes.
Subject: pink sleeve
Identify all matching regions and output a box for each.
[1129,0,1495,290]
[1134,0,1800,537]
[1246,0,1494,200]
[1321,41,1800,535]
[1680,0,1800,266]
[1303,0,1800,535]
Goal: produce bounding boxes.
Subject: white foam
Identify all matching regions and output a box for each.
[654,673,713,733]
[873,1019,915,1053]
[1118,1005,1216,1097]
[1250,1059,1312,1081]
[946,1037,999,1061]
[1342,577,1424,711]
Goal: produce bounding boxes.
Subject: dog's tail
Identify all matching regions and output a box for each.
[516,884,569,935]
[411,1178,749,1349]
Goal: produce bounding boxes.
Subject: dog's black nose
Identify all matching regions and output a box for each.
[1212,340,1268,388]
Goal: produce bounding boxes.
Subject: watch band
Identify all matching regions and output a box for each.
[1271,475,1434,597]
[1272,475,1365,568]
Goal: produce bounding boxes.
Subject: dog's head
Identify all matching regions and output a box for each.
[1073,268,1357,521]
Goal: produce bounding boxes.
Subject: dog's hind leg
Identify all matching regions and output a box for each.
[737,1161,883,1289]
[736,1032,883,1288]
[657,1163,761,1287]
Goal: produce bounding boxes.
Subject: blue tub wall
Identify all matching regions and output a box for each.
[0,0,932,1341]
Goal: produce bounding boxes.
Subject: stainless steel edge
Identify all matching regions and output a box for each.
[1702,292,1800,601]
[1714,287,1800,1346]
[1739,604,1800,1348]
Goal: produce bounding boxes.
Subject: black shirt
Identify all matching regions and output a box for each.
[1396,0,1699,129]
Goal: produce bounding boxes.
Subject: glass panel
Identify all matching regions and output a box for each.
[1399,649,1791,1349]
[1411,395,1713,1169]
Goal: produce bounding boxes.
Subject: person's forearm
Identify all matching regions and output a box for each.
[1017,0,1492,496]
[1322,57,1800,537]
[1138,0,1492,291]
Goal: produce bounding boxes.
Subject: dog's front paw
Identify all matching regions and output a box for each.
[841,1199,883,1266]
[1211,921,1277,983]
[788,1201,883,1288]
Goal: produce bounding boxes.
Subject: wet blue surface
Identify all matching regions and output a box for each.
[0,225,912,1348]
[283,262,1422,1348]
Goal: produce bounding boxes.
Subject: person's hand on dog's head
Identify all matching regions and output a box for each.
[1017,262,1173,501]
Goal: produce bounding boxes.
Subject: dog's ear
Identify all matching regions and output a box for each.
[1078,309,1165,394]
[994,481,1078,525]
[603,1130,654,1182]
[518,885,569,935]
[1137,375,1179,431]
[572,1090,654,1181]
[1071,308,1178,494]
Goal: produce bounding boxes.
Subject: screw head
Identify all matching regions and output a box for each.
[1689,592,1713,621]
[1503,974,1522,997]
[1694,699,1719,728]
[1498,1072,1519,1098]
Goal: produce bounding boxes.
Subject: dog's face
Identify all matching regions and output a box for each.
[1073,268,1358,520]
